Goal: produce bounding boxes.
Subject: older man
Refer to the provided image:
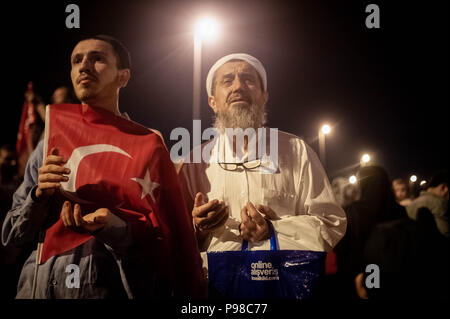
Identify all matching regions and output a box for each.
[2,35,205,298]
[179,53,346,258]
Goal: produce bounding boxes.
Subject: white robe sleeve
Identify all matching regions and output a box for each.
[270,141,347,252]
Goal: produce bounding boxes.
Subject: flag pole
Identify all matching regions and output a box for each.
[31,230,44,299]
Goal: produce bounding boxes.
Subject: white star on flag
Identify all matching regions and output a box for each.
[131,169,160,202]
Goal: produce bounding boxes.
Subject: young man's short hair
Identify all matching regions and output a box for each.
[79,34,131,70]
[428,171,449,188]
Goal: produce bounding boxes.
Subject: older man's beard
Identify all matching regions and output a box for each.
[213,103,267,133]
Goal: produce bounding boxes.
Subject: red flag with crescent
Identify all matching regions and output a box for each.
[40,103,205,297]
[16,82,37,175]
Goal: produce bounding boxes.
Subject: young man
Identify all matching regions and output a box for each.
[2,35,205,298]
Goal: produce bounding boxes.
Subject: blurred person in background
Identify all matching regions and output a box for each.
[0,144,26,299]
[406,171,448,238]
[35,86,79,141]
[392,178,412,206]
[355,206,449,299]
[334,165,407,298]
[331,177,360,208]
[0,144,21,202]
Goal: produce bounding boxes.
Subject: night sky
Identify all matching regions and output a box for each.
[3,0,448,182]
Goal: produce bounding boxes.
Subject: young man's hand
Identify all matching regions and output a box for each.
[61,201,110,233]
[36,147,70,199]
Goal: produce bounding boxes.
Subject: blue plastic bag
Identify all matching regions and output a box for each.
[207,223,326,299]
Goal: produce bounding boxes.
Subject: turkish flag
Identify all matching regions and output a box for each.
[40,104,205,297]
[16,100,35,156]
[16,83,37,176]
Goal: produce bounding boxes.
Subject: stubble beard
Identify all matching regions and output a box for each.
[76,87,96,104]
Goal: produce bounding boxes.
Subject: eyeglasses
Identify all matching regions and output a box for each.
[218,159,262,171]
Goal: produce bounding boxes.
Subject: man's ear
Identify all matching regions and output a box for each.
[208,96,217,113]
[440,184,449,196]
[118,69,131,88]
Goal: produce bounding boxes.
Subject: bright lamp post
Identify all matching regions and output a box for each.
[361,153,371,166]
[193,17,219,119]
[319,124,331,167]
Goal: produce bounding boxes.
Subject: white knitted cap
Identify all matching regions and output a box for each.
[206,53,267,97]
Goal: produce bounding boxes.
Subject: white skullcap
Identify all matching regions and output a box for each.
[206,53,267,97]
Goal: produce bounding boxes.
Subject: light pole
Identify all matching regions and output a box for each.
[193,17,219,119]
[319,124,331,167]
[409,174,418,197]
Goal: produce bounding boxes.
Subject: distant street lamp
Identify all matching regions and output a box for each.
[192,17,220,119]
[321,124,331,135]
[319,124,331,167]
[361,153,371,166]
[349,175,357,184]
[410,175,417,183]
[420,180,427,186]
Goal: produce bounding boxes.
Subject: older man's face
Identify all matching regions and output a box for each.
[70,39,122,105]
[209,61,268,130]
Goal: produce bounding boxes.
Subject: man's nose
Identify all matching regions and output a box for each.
[231,77,247,92]
[79,56,93,73]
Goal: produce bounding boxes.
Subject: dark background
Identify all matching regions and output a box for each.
[2,0,448,181]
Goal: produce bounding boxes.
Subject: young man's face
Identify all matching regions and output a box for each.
[70,39,124,105]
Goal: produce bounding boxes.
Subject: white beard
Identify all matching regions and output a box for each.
[213,103,267,133]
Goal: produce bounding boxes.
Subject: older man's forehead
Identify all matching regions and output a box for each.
[71,39,114,57]
[215,60,259,77]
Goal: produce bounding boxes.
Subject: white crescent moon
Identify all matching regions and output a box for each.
[62,144,132,193]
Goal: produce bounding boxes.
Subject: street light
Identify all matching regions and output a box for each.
[193,17,220,119]
[319,124,331,167]
[349,175,357,184]
[410,175,417,183]
[321,124,331,135]
[194,17,220,41]
[361,153,371,166]
[420,180,427,186]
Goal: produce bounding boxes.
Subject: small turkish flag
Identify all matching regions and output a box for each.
[16,82,37,176]
[40,104,205,297]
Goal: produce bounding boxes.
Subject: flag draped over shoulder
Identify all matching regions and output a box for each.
[40,104,205,297]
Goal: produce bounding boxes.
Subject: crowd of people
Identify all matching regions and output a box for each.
[322,169,449,299]
[0,84,79,299]
[0,34,448,300]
